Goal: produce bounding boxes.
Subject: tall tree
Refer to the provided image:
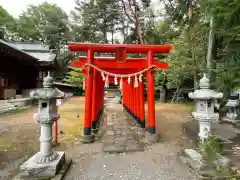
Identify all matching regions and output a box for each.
[0,6,18,38]
[70,0,120,43]
[17,2,71,51]
[120,0,151,44]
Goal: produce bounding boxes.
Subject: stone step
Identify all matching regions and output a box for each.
[0,102,17,114]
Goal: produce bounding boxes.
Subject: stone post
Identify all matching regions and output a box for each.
[188,74,223,141]
[19,72,67,179]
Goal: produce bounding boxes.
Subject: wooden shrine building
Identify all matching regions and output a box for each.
[0,39,58,99]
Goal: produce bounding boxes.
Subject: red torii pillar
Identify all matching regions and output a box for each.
[91,70,104,134]
[146,50,158,141]
[139,78,145,128]
[136,84,140,124]
[91,69,98,133]
[83,48,94,143]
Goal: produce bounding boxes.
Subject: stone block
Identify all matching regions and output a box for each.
[114,140,125,146]
[106,131,114,136]
[13,155,72,180]
[184,149,231,171]
[103,145,125,153]
[184,149,206,171]
[125,145,143,152]
[145,132,159,143]
[80,134,94,143]
[19,152,65,179]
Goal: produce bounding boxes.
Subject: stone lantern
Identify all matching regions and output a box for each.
[188,74,223,141]
[222,91,240,124]
[19,72,65,178]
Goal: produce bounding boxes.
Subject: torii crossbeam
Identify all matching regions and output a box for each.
[68,42,172,143]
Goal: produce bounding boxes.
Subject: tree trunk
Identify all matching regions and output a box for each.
[159,86,166,102]
[171,84,180,103]
[135,20,143,44]
[111,29,114,44]
[206,17,214,77]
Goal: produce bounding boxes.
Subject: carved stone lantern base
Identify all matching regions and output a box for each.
[222,116,240,125]
[19,151,65,179]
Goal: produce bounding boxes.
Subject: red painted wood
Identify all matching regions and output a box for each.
[53,118,59,144]
[130,82,133,114]
[136,86,140,120]
[84,49,94,129]
[139,81,145,122]
[132,78,135,115]
[91,69,97,124]
[68,43,172,54]
[123,81,125,106]
[147,50,156,129]
[134,87,137,118]
[100,75,104,113]
[124,80,128,108]
[72,59,168,69]
[126,80,129,109]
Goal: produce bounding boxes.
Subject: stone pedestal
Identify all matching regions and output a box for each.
[19,152,65,178]
[80,134,94,143]
[145,132,159,143]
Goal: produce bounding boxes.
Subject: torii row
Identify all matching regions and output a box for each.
[68,43,172,143]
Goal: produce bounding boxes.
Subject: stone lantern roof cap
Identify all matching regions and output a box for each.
[30,72,65,100]
[188,74,223,100]
[199,74,210,89]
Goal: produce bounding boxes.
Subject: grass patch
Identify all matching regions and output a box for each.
[58,97,85,142]
[0,107,31,119]
[154,102,194,112]
[0,136,13,152]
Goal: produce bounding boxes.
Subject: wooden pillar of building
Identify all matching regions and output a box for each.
[91,69,98,133]
[133,84,136,120]
[123,80,126,108]
[125,80,129,112]
[147,50,156,135]
[83,48,94,143]
[131,79,134,117]
[139,79,145,128]
[100,72,105,124]
[136,85,140,124]
[134,86,138,122]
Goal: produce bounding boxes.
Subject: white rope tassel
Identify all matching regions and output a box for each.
[82,78,86,90]
[139,74,143,82]
[119,77,123,90]
[128,76,131,84]
[101,72,106,81]
[134,75,139,88]
[114,76,118,85]
[104,75,109,88]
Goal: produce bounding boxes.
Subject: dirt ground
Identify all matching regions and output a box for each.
[0,97,85,179]
[0,97,194,179]
[154,103,195,148]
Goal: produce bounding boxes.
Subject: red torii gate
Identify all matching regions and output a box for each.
[68,43,172,143]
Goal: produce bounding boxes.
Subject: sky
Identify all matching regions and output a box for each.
[1,0,163,42]
[1,0,163,17]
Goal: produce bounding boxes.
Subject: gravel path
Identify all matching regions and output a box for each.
[64,99,199,180]
[65,141,198,180]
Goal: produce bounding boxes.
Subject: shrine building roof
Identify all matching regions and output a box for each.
[5,40,56,62]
